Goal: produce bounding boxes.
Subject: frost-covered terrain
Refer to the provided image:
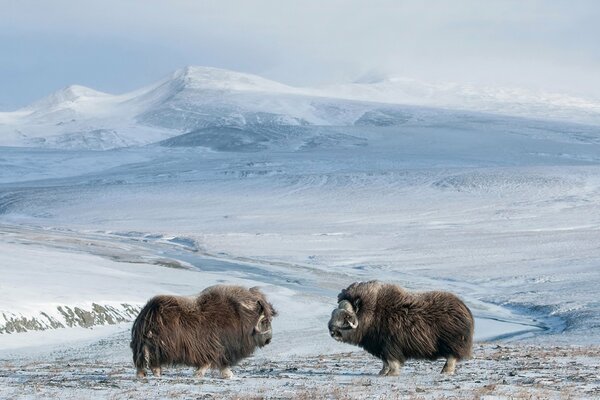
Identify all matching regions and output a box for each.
[2,339,599,399]
[1,67,600,398]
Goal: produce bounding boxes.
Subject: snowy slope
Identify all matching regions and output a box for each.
[0,66,348,149]
[324,75,600,126]
[2,66,600,150]
[1,114,599,343]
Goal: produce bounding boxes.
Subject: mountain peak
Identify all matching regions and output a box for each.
[168,66,297,93]
[24,84,109,111]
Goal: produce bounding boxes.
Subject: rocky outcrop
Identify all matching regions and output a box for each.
[0,303,141,334]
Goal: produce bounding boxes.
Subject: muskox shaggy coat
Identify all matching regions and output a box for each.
[328,281,473,375]
[131,285,277,379]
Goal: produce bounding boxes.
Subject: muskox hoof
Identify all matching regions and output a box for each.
[136,368,147,379]
[383,360,402,377]
[220,367,234,379]
[195,365,209,378]
[441,356,457,374]
[151,367,162,377]
[378,361,390,376]
[441,366,456,374]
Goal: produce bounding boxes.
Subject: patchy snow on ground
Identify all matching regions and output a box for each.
[1,333,599,399]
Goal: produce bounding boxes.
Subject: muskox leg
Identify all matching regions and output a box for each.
[195,365,209,378]
[441,356,457,374]
[135,344,150,378]
[385,360,402,376]
[378,360,390,376]
[219,367,234,379]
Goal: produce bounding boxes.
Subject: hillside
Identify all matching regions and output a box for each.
[1,66,599,150]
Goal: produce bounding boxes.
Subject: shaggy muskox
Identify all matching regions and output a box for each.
[328,281,473,375]
[131,285,277,379]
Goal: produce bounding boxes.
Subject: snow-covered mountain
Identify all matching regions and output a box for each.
[326,76,600,126]
[1,66,600,150]
[0,67,357,149]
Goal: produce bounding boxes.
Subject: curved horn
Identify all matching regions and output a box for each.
[255,314,272,335]
[338,300,354,312]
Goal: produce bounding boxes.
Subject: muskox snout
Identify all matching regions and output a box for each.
[329,328,343,341]
[255,330,273,347]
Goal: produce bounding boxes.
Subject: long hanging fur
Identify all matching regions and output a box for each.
[130,285,276,376]
[333,281,473,368]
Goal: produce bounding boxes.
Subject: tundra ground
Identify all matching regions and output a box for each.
[1,329,598,400]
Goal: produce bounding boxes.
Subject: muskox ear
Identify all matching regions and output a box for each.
[257,299,278,317]
[353,298,362,313]
[249,286,261,294]
[256,299,265,314]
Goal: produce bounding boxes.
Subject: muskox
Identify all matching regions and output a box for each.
[328,281,473,375]
[131,285,277,379]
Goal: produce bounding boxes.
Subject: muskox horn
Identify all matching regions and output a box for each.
[255,314,272,334]
[338,300,354,312]
[337,300,358,329]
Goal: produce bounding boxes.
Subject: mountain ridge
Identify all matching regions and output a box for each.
[1,65,599,150]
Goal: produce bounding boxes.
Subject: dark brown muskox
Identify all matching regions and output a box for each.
[328,281,473,376]
[131,285,277,379]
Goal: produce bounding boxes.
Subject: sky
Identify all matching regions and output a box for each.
[1,0,600,110]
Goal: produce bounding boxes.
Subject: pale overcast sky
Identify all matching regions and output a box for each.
[1,0,599,109]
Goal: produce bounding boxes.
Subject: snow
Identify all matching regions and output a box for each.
[324,76,600,126]
[1,336,598,399]
[1,65,599,397]
[1,65,599,150]
[2,126,599,344]
[0,222,542,345]
[24,85,111,113]
[167,66,302,93]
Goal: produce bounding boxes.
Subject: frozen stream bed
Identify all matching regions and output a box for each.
[0,224,548,348]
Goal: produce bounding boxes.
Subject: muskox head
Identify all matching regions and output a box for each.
[328,300,359,342]
[252,300,275,347]
[241,287,277,348]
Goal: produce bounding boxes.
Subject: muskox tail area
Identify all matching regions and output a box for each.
[456,303,475,360]
[439,297,475,361]
[131,297,165,371]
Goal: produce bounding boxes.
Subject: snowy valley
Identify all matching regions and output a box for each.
[1,66,599,398]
